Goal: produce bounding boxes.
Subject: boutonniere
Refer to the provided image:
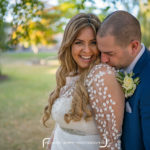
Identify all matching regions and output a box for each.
[116,71,140,98]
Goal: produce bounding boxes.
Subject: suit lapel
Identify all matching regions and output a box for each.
[133,48,150,78]
[126,48,150,103]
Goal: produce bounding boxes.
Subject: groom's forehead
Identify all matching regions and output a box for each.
[96,36,121,52]
[96,41,116,52]
[98,45,121,54]
[97,35,116,46]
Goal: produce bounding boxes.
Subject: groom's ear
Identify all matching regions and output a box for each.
[130,40,140,56]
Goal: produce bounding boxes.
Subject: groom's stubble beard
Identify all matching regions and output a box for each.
[110,64,125,70]
[111,49,136,70]
[107,60,131,70]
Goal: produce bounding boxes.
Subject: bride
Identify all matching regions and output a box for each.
[42,13,124,150]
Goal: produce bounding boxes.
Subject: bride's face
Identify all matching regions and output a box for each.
[71,26,99,71]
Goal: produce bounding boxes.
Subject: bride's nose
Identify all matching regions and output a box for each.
[82,44,92,53]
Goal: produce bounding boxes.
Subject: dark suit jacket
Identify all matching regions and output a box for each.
[121,47,150,150]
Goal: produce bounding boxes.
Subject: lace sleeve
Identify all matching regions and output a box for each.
[85,64,125,150]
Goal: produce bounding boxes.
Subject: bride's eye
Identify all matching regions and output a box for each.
[91,41,96,45]
[74,41,82,45]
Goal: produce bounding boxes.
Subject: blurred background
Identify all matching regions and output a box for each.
[0,0,150,150]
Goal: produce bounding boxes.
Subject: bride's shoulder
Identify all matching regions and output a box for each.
[88,63,116,77]
[85,63,117,86]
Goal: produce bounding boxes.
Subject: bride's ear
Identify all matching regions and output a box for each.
[130,40,140,56]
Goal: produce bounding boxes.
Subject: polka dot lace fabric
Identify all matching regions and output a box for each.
[85,63,124,150]
[51,75,99,135]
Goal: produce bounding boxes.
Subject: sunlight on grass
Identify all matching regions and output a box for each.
[48,68,57,74]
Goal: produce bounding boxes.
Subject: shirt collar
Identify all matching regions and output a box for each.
[123,43,145,73]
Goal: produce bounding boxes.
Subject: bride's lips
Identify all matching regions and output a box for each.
[79,55,93,62]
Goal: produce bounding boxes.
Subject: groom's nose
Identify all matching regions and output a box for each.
[101,53,109,63]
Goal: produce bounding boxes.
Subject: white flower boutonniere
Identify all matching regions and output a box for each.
[116,71,140,98]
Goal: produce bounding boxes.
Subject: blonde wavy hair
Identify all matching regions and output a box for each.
[43,13,101,126]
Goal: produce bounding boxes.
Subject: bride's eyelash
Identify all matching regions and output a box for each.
[91,41,96,44]
[74,41,81,44]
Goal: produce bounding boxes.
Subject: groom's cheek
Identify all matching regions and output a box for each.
[101,53,110,63]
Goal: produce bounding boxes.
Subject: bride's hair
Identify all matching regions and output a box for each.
[42,13,101,126]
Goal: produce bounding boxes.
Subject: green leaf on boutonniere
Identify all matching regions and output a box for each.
[134,77,140,85]
[116,71,140,98]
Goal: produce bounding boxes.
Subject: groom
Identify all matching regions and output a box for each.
[96,10,150,150]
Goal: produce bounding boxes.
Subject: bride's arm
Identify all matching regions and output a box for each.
[86,64,125,150]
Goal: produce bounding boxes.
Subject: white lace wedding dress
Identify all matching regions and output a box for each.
[50,64,124,150]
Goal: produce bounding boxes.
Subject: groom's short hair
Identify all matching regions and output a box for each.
[98,10,141,47]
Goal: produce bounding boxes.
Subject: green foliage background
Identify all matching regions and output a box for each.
[0,0,149,51]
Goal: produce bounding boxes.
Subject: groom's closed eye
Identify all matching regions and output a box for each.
[103,52,115,56]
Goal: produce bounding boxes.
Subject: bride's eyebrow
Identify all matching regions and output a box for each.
[75,39,82,41]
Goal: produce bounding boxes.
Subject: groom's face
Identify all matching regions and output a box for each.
[96,35,133,69]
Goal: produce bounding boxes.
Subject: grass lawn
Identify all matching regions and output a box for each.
[0,52,58,150]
